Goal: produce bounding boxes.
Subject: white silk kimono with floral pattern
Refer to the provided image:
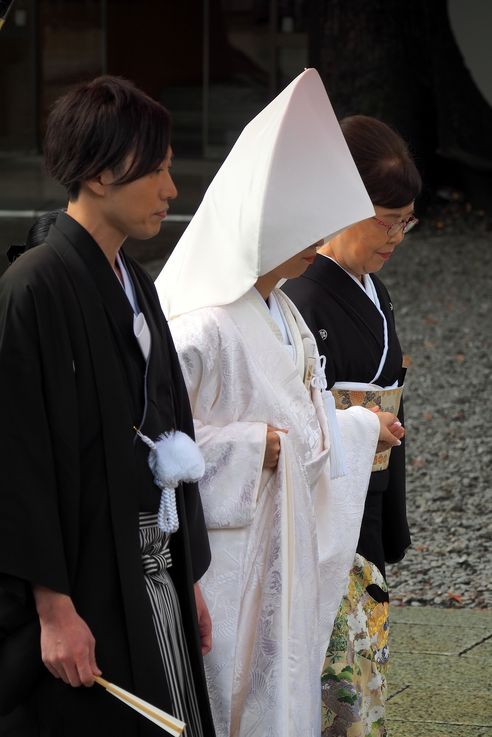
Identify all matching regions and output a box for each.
[170,287,379,737]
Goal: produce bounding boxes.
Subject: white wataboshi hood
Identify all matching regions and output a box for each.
[156,68,374,319]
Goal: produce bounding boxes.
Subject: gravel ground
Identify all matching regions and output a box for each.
[380,209,492,609]
[145,204,492,610]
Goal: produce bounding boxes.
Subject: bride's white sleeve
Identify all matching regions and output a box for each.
[169,311,267,530]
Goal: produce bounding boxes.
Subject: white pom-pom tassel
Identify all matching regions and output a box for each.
[135,428,205,533]
[149,430,205,488]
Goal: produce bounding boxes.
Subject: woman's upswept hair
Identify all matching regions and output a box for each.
[341,115,422,209]
[44,75,171,201]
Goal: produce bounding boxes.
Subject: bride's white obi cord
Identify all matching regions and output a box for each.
[310,355,347,479]
[135,429,205,533]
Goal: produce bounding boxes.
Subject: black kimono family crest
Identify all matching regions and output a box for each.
[0,213,215,736]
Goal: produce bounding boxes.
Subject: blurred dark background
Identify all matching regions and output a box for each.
[1,0,491,277]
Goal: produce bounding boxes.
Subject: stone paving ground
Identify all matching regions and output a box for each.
[387,606,492,736]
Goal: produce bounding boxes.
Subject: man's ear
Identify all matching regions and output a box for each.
[85,169,114,197]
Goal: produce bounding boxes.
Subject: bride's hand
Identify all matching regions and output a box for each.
[263,425,288,468]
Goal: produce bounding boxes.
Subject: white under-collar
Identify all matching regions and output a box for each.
[267,291,295,361]
[321,254,389,384]
[117,252,139,313]
[116,253,151,362]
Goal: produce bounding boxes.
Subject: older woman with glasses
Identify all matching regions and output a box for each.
[283,114,422,737]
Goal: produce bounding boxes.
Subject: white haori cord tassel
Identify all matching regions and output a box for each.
[135,428,205,533]
[311,355,348,479]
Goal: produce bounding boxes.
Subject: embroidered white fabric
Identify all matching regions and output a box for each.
[170,288,379,737]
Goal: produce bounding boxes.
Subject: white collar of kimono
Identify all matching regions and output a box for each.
[116,252,151,361]
[117,252,139,313]
[156,68,374,320]
[268,290,295,361]
[362,275,390,383]
[322,254,389,385]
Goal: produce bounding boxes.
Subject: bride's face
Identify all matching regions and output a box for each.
[276,242,320,280]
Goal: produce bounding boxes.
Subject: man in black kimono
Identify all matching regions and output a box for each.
[0,76,215,736]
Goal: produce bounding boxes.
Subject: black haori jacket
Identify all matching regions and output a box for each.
[0,213,215,736]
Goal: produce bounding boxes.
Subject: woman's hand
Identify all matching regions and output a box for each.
[194,582,212,655]
[33,585,101,687]
[263,425,288,468]
[370,408,405,452]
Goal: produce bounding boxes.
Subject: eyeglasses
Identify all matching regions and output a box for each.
[373,214,419,237]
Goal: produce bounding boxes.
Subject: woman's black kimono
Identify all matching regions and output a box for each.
[0,213,215,736]
[283,254,411,579]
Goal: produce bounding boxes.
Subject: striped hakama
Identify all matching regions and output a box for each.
[139,512,204,737]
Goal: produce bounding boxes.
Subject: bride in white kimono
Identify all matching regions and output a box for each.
[156,69,403,737]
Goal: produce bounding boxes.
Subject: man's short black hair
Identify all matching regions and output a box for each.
[44,75,171,201]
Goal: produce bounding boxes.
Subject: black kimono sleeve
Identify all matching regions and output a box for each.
[0,268,73,595]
